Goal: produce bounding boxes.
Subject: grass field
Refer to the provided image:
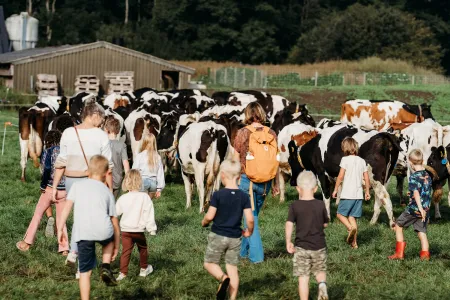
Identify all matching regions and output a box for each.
[2,86,450,299]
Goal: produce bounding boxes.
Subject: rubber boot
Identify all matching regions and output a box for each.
[420,250,430,261]
[388,241,406,260]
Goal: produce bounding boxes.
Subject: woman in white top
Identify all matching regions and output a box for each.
[52,101,114,271]
[132,133,165,199]
[332,137,371,249]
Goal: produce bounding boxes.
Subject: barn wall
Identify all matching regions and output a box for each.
[13,47,191,94]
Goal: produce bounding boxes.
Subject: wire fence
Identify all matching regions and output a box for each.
[206,67,450,88]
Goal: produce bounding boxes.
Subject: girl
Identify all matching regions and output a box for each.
[16,130,69,254]
[332,137,371,249]
[132,133,165,198]
[116,170,156,281]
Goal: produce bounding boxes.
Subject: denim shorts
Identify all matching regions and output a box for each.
[141,177,157,193]
[337,199,363,218]
[77,236,114,273]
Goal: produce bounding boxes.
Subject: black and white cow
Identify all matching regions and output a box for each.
[288,124,401,226]
[157,112,182,174]
[427,145,450,219]
[211,91,231,106]
[177,121,231,212]
[271,107,316,134]
[317,118,342,130]
[68,92,98,123]
[19,96,68,181]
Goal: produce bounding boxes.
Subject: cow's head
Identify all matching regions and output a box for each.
[287,140,304,186]
[427,146,450,187]
[420,103,433,120]
[293,110,315,127]
[69,93,98,123]
[157,116,178,150]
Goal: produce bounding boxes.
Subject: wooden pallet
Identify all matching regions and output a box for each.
[105,71,134,82]
[75,86,100,94]
[75,78,100,86]
[38,89,58,96]
[36,74,57,83]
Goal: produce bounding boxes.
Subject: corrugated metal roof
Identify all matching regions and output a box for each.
[0,41,195,74]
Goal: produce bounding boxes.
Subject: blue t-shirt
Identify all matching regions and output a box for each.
[210,189,251,238]
[407,170,432,217]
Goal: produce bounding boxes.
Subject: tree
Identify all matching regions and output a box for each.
[288,4,443,71]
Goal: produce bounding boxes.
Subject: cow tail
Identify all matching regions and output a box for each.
[28,114,40,168]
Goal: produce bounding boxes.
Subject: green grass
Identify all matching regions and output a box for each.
[2,86,450,299]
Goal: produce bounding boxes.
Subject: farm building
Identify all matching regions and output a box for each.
[0,41,195,94]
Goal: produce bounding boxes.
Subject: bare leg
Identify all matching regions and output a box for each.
[79,270,92,300]
[226,264,239,300]
[298,276,310,300]
[418,232,429,251]
[395,225,404,242]
[102,241,114,263]
[204,263,227,281]
[349,217,358,246]
[337,214,352,231]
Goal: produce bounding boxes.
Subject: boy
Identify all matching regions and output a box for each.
[201,159,254,300]
[103,117,130,198]
[388,149,432,260]
[286,170,329,300]
[58,155,120,300]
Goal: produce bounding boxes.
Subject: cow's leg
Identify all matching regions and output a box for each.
[182,171,193,209]
[194,166,206,213]
[370,180,395,227]
[19,136,29,182]
[279,170,287,203]
[432,188,443,219]
[447,178,450,208]
[317,173,331,219]
[396,175,406,206]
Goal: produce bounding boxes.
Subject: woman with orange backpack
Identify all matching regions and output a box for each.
[234,102,279,263]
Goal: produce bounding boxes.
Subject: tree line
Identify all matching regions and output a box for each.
[2,0,450,73]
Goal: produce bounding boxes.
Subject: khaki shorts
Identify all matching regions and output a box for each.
[204,232,241,266]
[293,247,327,277]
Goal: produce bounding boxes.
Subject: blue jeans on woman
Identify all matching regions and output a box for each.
[239,174,272,263]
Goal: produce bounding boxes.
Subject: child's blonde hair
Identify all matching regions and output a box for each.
[122,169,143,191]
[88,155,109,176]
[296,170,317,190]
[140,133,158,171]
[409,149,423,165]
[341,137,359,156]
[220,159,241,180]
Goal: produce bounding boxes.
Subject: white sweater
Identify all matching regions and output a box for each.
[116,191,157,233]
[55,127,113,172]
[132,150,165,191]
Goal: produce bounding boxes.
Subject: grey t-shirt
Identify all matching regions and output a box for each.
[67,179,116,243]
[110,140,128,190]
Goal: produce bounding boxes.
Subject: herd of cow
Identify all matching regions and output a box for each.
[17,88,450,226]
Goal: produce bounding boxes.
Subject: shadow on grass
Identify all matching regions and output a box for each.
[241,273,288,295]
[113,286,165,300]
[357,226,382,246]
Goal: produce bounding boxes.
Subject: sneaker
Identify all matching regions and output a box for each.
[45,217,55,238]
[65,252,78,267]
[116,273,127,281]
[318,282,328,300]
[75,271,80,280]
[101,268,117,286]
[139,265,154,277]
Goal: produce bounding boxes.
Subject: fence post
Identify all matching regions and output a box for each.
[30,75,34,92]
[233,67,238,88]
[363,73,366,86]
[253,69,257,88]
[342,74,345,86]
[314,71,318,87]
[242,68,245,87]
[214,69,217,84]
[224,68,228,86]
[412,75,415,85]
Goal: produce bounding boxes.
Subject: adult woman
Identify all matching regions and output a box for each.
[234,102,279,264]
[52,102,114,269]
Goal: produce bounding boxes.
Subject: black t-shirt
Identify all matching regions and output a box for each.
[210,189,251,238]
[287,199,329,250]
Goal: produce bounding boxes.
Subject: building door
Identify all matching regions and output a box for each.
[161,71,179,90]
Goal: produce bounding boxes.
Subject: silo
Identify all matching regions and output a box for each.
[5,12,39,51]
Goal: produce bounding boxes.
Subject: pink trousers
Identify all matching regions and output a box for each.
[23,187,69,252]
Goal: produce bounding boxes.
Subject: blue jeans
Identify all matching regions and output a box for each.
[239,174,272,263]
[141,177,157,193]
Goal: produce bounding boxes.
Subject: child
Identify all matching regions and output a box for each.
[57,155,120,300]
[16,130,69,254]
[202,159,254,300]
[103,117,130,198]
[285,170,329,300]
[115,169,156,281]
[132,133,165,199]
[332,137,370,249]
[388,149,432,260]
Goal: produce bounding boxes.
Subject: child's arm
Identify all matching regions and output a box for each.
[123,160,130,173]
[332,168,346,198]
[201,206,217,227]
[155,157,165,198]
[363,171,371,200]
[145,199,157,234]
[285,221,295,254]
[243,208,254,237]
[52,168,65,201]
[413,190,426,222]
[57,200,73,245]
[110,216,120,261]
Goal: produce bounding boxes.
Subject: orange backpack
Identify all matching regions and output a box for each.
[245,125,279,183]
